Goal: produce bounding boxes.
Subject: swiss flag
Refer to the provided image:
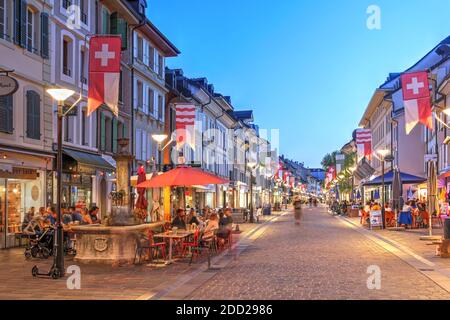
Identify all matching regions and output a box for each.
[401,71,432,134]
[87,36,121,117]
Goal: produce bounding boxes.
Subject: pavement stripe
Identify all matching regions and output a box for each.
[336,214,450,293]
[137,211,290,300]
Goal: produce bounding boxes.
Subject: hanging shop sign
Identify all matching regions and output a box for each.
[0,74,19,97]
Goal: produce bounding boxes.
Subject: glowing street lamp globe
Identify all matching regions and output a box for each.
[152,134,168,144]
[47,88,75,102]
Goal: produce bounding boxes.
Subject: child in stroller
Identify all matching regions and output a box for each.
[24,224,54,259]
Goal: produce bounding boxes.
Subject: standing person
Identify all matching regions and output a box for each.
[255,206,263,223]
[293,196,303,225]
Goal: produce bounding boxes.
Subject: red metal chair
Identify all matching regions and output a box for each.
[147,230,167,260]
[182,229,200,257]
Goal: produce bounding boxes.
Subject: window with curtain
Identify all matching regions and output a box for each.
[26,7,35,53]
[26,90,40,140]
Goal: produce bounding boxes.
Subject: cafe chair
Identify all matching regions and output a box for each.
[182,229,200,257]
[134,230,166,264]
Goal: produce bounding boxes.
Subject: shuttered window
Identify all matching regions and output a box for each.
[100,112,106,151]
[101,8,110,35]
[14,0,27,47]
[148,88,154,115]
[26,90,40,140]
[0,0,5,39]
[0,95,13,134]
[112,117,117,154]
[110,12,127,50]
[40,12,49,59]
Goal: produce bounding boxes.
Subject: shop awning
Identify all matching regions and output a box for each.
[363,170,426,186]
[63,148,115,171]
[354,158,375,181]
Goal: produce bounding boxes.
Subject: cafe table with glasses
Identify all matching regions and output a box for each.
[154,228,194,264]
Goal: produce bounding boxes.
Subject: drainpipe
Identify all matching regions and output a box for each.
[130,17,146,174]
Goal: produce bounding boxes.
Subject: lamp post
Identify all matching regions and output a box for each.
[377,149,393,229]
[247,162,258,223]
[152,133,168,172]
[45,88,75,278]
[349,166,357,202]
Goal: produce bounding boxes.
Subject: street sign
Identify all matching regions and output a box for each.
[0,75,19,96]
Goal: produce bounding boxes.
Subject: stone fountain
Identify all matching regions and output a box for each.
[71,139,161,265]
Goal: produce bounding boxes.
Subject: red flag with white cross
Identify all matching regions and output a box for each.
[401,71,432,134]
[87,36,121,117]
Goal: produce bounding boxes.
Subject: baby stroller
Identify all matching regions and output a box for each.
[24,225,54,260]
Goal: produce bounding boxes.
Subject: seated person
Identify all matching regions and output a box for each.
[202,213,219,241]
[62,208,73,225]
[188,209,201,226]
[89,206,100,224]
[80,208,93,225]
[70,207,83,224]
[217,208,233,240]
[171,209,187,229]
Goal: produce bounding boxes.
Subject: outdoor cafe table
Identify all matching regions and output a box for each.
[154,230,194,264]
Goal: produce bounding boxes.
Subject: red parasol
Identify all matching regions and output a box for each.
[135,165,148,210]
[136,166,228,188]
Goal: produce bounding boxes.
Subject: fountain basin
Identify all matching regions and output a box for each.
[71,223,163,265]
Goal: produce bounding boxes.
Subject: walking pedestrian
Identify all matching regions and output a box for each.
[293,196,303,225]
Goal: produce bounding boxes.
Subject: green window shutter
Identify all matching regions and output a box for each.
[110,13,127,50]
[13,0,21,45]
[0,95,13,133]
[40,12,49,59]
[110,12,118,34]
[100,112,106,151]
[19,0,26,48]
[112,117,118,153]
[118,19,128,50]
[122,122,128,140]
[26,91,41,140]
[102,8,109,34]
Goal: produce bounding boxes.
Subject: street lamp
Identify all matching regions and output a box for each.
[152,133,168,172]
[376,148,392,229]
[45,88,75,278]
[348,166,357,201]
[247,162,258,223]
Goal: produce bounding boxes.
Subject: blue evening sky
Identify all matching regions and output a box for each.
[148,0,449,168]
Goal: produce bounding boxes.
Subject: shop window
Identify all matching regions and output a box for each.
[26,90,41,140]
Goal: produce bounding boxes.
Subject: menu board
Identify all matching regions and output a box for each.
[370,210,383,229]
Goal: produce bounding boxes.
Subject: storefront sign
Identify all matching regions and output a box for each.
[0,75,19,96]
[0,167,37,179]
[370,210,383,229]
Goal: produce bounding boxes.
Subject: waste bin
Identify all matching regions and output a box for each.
[444,219,450,240]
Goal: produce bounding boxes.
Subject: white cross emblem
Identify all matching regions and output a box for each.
[406,77,424,95]
[95,44,115,67]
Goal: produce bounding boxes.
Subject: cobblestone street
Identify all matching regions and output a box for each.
[1,206,450,300]
[188,206,450,300]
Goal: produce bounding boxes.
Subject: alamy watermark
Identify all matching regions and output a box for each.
[366,5,381,30]
[367,265,381,290]
[66,265,81,290]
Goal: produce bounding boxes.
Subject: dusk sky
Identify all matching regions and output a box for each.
[148,0,449,168]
